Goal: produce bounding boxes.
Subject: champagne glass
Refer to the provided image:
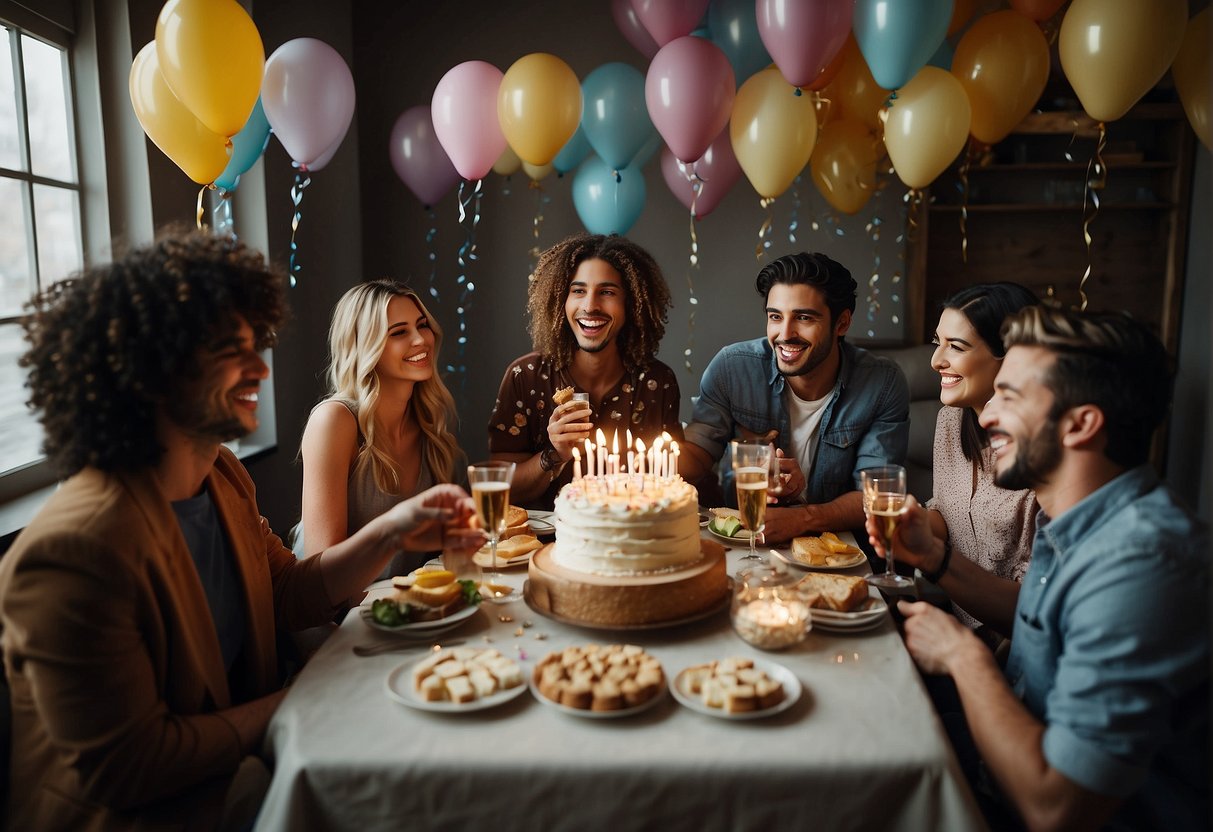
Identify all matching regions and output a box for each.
[468,460,517,603]
[861,465,915,589]
[731,440,771,561]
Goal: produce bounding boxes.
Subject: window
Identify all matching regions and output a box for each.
[0,17,82,487]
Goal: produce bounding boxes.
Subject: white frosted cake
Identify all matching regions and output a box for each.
[527,473,728,627]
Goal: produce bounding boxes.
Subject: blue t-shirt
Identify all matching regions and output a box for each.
[172,490,247,673]
[1006,465,1209,829]
[684,338,909,505]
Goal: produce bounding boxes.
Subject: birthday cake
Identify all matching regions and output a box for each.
[527,472,728,627]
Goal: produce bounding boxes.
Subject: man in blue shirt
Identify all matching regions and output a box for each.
[679,252,909,540]
[871,306,1209,831]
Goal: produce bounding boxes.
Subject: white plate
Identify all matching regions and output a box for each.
[472,547,536,569]
[705,508,755,546]
[360,602,481,636]
[527,510,556,537]
[671,658,802,720]
[811,614,888,634]
[530,676,667,719]
[810,594,888,632]
[384,658,529,712]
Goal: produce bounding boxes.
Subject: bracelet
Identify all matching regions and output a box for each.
[922,537,952,584]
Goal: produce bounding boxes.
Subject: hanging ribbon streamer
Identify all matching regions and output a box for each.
[958,140,975,264]
[902,188,924,244]
[683,172,702,374]
[288,164,312,288]
[527,179,549,279]
[195,185,209,230]
[755,197,776,260]
[450,178,483,396]
[788,174,801,244]
[425,208,440,304]
[1079,122,1107,311]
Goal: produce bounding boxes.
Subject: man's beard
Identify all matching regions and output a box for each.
[778,335,834,379]
[166,391,251,444]
[993,415,1062,492]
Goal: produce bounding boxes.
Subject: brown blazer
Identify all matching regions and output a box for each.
[0,448,336,831]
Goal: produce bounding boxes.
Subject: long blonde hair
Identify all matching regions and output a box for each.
[325,280,460,493]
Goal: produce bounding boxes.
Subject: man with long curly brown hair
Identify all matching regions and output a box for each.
[488,233,685,509]
[0,230,481,831]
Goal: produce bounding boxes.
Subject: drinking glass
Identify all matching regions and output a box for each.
[861,465,915,589]
[468,460,517,603]
[731,440,771,561]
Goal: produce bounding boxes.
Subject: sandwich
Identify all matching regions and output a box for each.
[382,568,477,622]
[473,533,542,567]
[791,532,862,566]
[500,504,531,540]
[795,572,870,612]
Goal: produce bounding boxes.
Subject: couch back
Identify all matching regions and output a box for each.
[869,344,941,500]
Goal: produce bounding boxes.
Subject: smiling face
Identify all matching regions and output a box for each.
[375,295,435,385]
[564,258,626,354]
[765,282,850,379]
[979,345,1064,492]
[932,307,1003,412]
[166,316,268,442]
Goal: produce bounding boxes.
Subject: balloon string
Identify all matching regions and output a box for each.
[425,208,441,304]
[288,167,311,288]
[756,197,775,260]
[528,178,547,278]
[196,185,208,231]
[788,174,801,244]
[1079,122,1107,312]
[958,140,973,265]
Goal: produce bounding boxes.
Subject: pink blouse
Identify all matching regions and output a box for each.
[926,406,1036,631]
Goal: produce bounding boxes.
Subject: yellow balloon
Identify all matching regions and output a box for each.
[1172,9,1211,151]
[821,36,889,134]
[493,145,522,176]
[1058,0,1187,123]
[129,42,230,185]
[883,67,972,190]
[948,0,976,36]
[155,0,264,138]
[522,161,555,181]
[497,53,582,166]
[952,10,1050,145]
[810,119,879,215]
[730,67,818,199]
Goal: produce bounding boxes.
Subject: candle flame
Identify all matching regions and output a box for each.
[596,427,606,445]
[611,429,619,453]
[636,437,646,453]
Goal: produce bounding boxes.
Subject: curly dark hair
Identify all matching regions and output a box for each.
[20,228,287,476]
[526,233,671,369]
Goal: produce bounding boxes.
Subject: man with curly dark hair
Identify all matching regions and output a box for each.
[679,251,909,542]
[488,233,685,509]
[0,230,482,831]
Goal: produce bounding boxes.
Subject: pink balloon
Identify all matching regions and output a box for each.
[756,0,856,89]
[261,38,355,169]
[431,60,507,181]
[611,0,659,59]
[632,0,711,47]
[390,105,461,207]
[306,135,343,173]
[659,130,741,218]
[645,37,735,164]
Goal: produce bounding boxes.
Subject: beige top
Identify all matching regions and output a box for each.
[926,406,1036,631]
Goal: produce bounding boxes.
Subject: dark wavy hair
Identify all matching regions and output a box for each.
[754,252,857,337]
[526,233,671,369]
[940,282,1039,464]
[1002,306,1171,469]
[20,228,287,476]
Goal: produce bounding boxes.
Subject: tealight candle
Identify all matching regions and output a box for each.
[732,598,810,650]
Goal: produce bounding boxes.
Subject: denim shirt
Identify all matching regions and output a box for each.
[1006,466,1209,830]
[684,338,909,504]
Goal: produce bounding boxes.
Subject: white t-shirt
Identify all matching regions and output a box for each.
[783,386,832,501]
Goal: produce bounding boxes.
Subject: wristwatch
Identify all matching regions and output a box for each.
[538,447,567,474]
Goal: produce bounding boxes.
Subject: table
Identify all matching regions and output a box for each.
[255,537,986,831]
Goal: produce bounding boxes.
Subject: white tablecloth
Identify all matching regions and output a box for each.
[255,540,986,832]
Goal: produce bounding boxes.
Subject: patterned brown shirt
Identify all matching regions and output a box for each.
[488,351,684,509]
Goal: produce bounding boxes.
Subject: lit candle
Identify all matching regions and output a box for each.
[652,436,664,479]
[671,441,679,477]
[572,446,582,481]
[596,428,607,479]
[611,430,619,475]
[585,438,594,477]
[635,437,646,476]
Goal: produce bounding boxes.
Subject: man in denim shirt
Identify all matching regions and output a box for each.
[870,307,1209,831]
[679,252,909,540]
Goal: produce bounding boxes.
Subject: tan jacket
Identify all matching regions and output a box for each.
[0,448,335,831]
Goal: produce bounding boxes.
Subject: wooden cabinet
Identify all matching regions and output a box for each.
[905,102,1197,354]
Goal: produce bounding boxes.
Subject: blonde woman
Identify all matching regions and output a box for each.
[294,280,465,578]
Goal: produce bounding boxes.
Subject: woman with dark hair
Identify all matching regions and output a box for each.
[924,282,1039,638]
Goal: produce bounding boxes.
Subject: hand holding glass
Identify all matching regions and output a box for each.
[731,440,771,561]
[862,465,914,589]
[468,460,516,603]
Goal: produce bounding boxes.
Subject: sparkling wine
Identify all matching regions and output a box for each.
[870,492,904,542]
[473,481,510,536]
[735,466,768,533]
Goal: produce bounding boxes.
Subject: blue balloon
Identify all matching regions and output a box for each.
[927,39,953,72]
[708,0,773,85]
[572,155,646,236]
[215,98,271,191]
[629,132,662,170]
[853,0,952,91]
[581,62,654,172]
[553,124,592,174]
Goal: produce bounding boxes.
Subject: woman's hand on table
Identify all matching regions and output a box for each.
[385,484,485,553]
